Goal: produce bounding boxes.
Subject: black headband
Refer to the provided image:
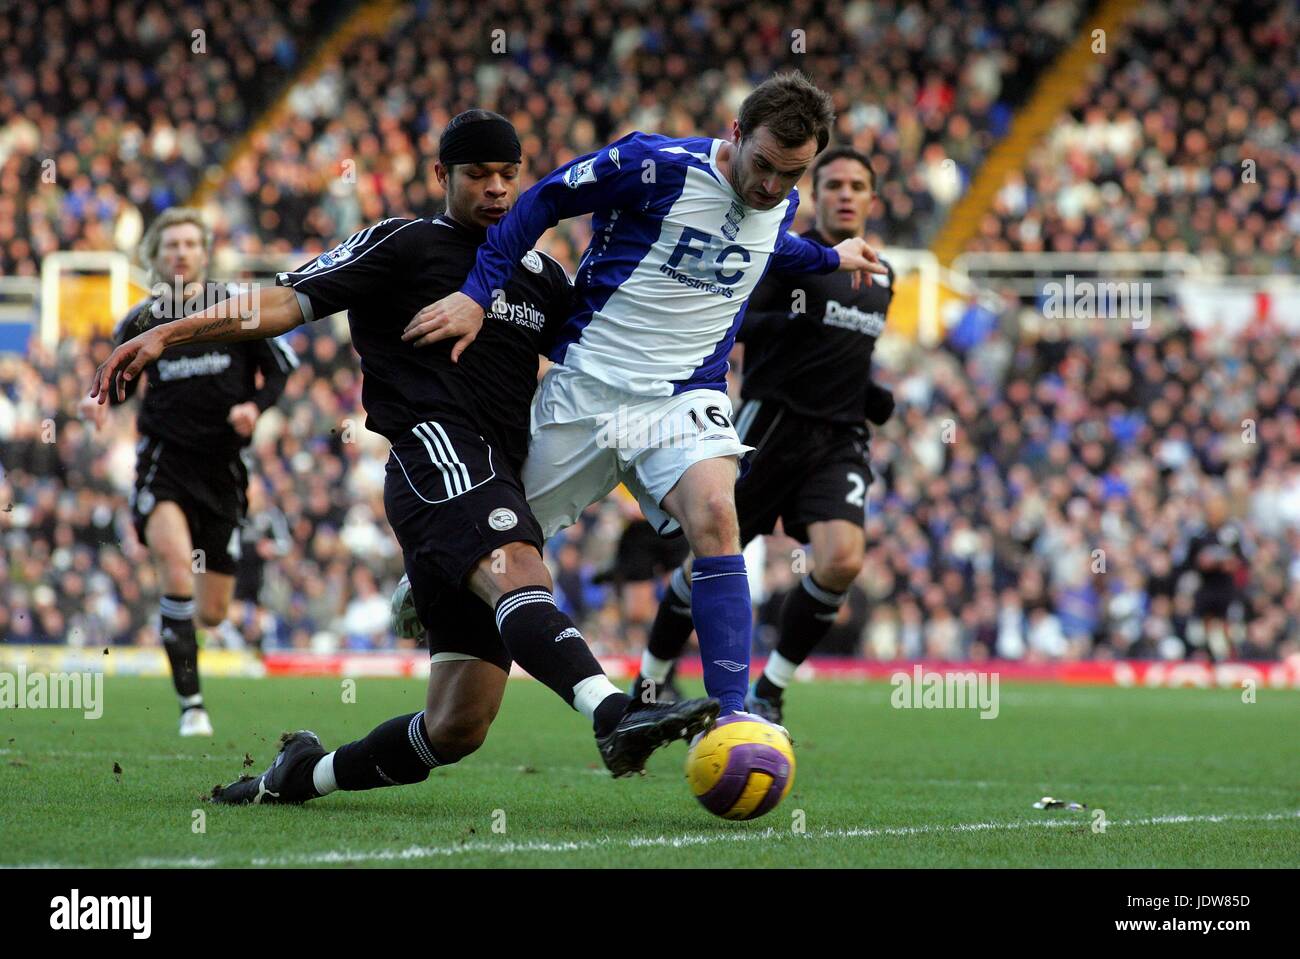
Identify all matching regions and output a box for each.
[439,116,521,166]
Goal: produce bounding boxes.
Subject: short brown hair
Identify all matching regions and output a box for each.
[812,146,876,192]
[139,207,212,272]
[737,72,836,153]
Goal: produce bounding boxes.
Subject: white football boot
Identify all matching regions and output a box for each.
[179,708,214,737]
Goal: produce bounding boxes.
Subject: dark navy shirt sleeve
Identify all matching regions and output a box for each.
[276,217,424,320]
[460,132,672,311]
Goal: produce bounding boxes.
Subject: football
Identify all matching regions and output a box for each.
[390,574,424,640]
[685,714,796,820]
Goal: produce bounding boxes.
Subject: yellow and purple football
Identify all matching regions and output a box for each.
[685,714,796,820]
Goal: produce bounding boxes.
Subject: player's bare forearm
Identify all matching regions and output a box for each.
[91,286,303,403]
[161,285,304,347]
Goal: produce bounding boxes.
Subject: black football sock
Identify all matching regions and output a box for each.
[330,711,443,791]
[761,574,850,699]
[159,594,202,707]
[593,694,633,736]
[753,673,785,704]
[645,566,694,677]
[494,586,629,735]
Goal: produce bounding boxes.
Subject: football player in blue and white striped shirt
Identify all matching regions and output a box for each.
[406,73,886,720]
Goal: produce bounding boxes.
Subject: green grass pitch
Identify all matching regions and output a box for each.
[1,676,1296,868]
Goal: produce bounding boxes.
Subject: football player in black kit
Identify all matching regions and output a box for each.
[79,208,295,737]
[633,147,896,724]
[92,111,718,804]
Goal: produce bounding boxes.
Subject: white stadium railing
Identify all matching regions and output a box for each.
[8,248,1296,351]
[951,251,1298,335]
[37,251,141,349]
[875,247,942,346]
[952,250,1220,302]
[0,277,39,321]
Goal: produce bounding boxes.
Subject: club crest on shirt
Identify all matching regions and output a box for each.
[721,201,745,240]
[521,251,544,273]
[564,157,598,189]
[488,508,518,531]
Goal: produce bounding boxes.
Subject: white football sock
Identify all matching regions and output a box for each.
[311,751,338,796]
[763,650,799,690]
[572,674,623,722]
[667,566,693,608]
[214,619,246,649]
[640,650,674,684]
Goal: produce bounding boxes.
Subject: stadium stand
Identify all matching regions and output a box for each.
[966,0,1300,275]
[201,0,1089,259]
[1,0,1296,664]
[0,0,347,277]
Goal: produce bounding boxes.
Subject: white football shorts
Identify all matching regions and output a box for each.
[523,363,753,537]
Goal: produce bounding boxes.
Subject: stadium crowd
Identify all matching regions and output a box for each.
[3,0,1298,663]
[3,301,1296,661]
[50,0,1090,264]
[0,0,344,277]
[971,0,1300,275]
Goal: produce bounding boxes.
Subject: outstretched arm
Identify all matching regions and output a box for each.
[90,285,304,404]
[80,307,147,429]
[459,138,655,311]
[404,133,662,357]
[775,231,886,289]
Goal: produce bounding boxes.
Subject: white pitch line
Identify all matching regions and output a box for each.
[157,805,1300,868]
[882,776,1294,796]
[8,809,1288,869]
[0,747,219,763]
[135,856,220,868]
[242,810,1294,866]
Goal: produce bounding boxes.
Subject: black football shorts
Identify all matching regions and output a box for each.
[384,418,544,671]
[731,399,873,545]
[131,435,247,575]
